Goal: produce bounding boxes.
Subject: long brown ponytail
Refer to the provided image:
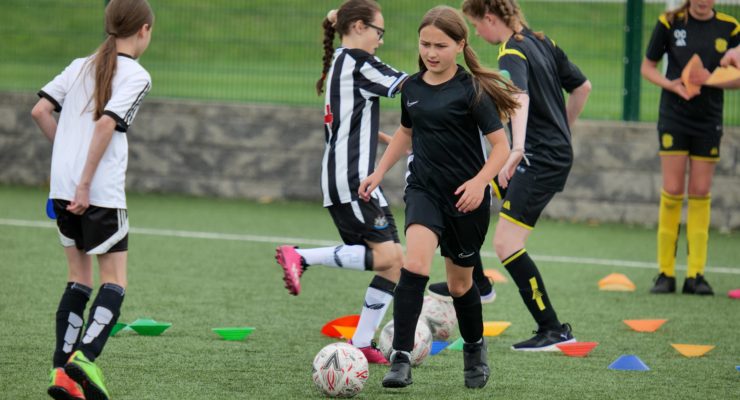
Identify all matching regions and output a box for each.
[418,6,519,120]
[316,0,381,95]
[92,0,153,120]
[462,0,544,42]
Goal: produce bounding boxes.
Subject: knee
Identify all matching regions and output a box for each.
[404,258,427,275]
[687,185,711,198]
[493,235,511,261]
[662,184,684,197]
[447,279,472,297]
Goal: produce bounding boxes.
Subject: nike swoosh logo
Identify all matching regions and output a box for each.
[406,100,419,107]
[458,252,475,259]
[364,302,385,310]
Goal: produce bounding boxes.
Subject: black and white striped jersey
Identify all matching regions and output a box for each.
[321,47,407,207]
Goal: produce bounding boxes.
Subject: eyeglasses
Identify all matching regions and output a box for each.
[366,22,385,40]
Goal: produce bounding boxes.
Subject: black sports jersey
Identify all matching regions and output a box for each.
[645,10,739,137]
[401,65,503,216]
[322,47,407,207]
[497,29,587,190]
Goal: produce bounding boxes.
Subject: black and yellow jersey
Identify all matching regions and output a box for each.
[497,29,587,191]
[646,10,739,137]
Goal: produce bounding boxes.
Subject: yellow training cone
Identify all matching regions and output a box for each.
[598,273,636,292]
[671,344,715,358]
[623,319,667,333]
[483,321,511,337]
[332,325,357,340]
[484,269,508,283]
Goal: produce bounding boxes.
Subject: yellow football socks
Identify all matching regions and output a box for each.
[657,190,683,277]
[687,195,711,278]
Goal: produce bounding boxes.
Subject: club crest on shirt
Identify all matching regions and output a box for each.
[715,38,728,53]
[674,29,687,47]
[373,215,389,230]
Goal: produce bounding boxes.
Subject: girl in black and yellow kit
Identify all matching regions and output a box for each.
[641,0,739,295]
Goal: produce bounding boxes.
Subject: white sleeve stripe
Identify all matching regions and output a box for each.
[386,73,408,98]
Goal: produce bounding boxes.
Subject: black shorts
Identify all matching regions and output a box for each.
[53,199,129,254]
[327,199,400,246]
[658,131,721,162]
[494,173,556,230]
[404,188,490,267]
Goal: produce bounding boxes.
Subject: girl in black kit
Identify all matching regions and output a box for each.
[359,6,517,389]
[641,0,739,296]
[462,0,591,351]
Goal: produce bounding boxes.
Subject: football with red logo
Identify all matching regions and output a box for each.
[311,342,368,397]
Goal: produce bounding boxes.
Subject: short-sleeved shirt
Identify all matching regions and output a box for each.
[39,54,151,209]
[497,29,587,190]
[401,65,503,216]
[645,11,739,137]
[321,47,407,207]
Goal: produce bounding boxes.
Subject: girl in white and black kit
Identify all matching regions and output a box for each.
[360,6,517,389]
[274,0,406,364]
[31,1,153,399]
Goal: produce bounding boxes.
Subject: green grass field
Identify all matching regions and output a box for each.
[2,0,739,124]
[1,185,738,399]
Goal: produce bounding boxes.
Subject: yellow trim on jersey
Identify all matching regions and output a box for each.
[550,38,557,47]
[659,14,671,29]
[689,155,720,163]
[502,248,527,266]
[715,12,740,36]
[491,179,502,200]
[499,212,534,230]
[659,150,689,156]
[497,41,527,61]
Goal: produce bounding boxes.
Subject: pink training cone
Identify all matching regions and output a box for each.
[557,342,599,357]
[728,289,740,299]
[320,315,360,338]
[671,344,715,358]
[623,319,667,333]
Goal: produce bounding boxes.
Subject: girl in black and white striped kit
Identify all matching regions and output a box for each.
[31,1,154,399]
[274,0,407,364]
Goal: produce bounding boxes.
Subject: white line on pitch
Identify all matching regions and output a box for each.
[1,218,737,275]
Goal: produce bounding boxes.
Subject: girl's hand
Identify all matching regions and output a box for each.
[454,176,488,213]
[358,172,384,201]
[66,185,90,215]
[497,150,524,189]
[668,78,692,100]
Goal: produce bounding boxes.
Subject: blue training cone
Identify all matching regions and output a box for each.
[430,341,449,355]
[736,366,740,372]
[608,355,650,371]
[46,198,57,219]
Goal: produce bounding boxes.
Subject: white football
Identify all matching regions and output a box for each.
[420,295,458,341]
[312,342,369,398]
[377,319,432,367]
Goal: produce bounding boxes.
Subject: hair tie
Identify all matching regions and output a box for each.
[327,9,338,27]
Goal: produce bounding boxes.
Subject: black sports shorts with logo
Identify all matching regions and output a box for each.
[492,172,557,230]
[327,198,400,246]
[657,131,721,162]
[404,187,490,267]
[53,199,129,254]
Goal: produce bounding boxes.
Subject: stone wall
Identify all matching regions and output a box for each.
[2,91,738,231]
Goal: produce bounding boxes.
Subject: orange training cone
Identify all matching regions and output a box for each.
[623,319,667,333]
[483,269,508,283]
[671,344,715,358]
[598,273,636,292]
[681,54,704,97]
[321,315,360,338]
[333,325,358,340]
[557,342,599,357]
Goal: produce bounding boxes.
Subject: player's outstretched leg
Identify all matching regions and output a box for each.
[275,245,304,295]
[47,367,85,400]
